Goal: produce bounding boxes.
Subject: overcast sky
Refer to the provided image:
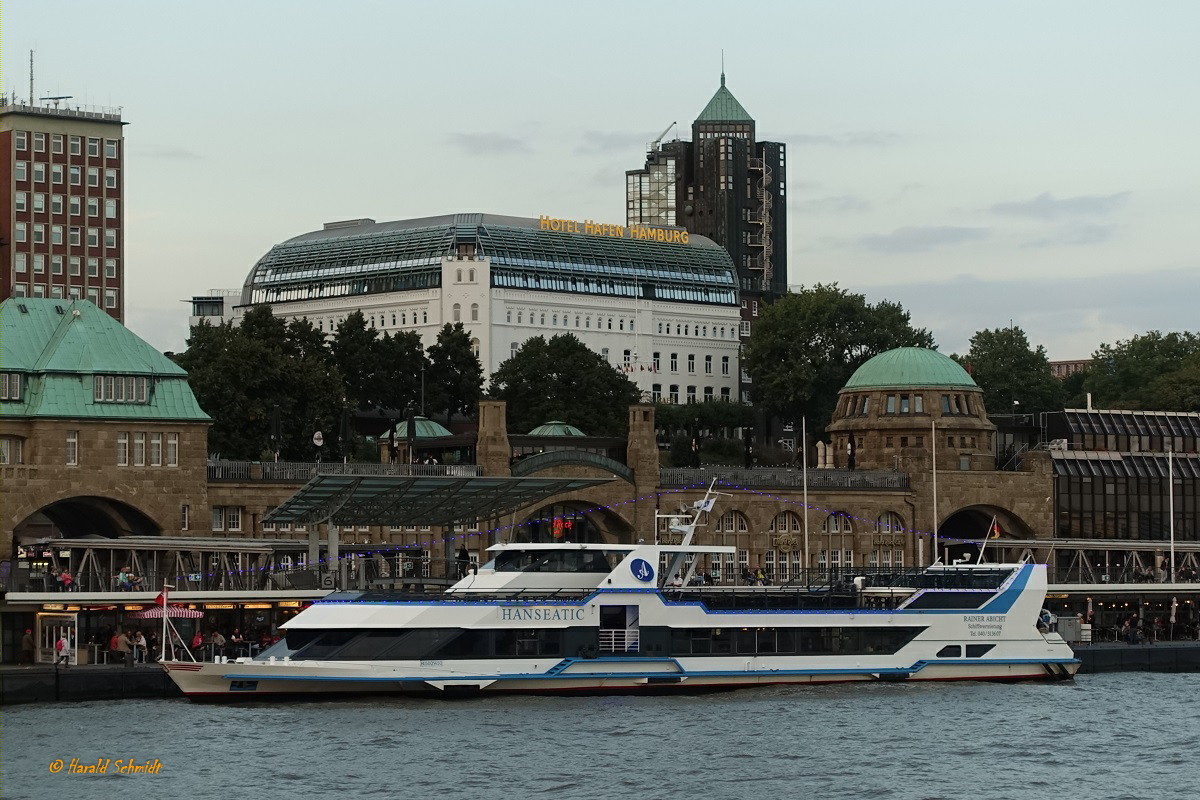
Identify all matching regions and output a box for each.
[7,0,1198,359]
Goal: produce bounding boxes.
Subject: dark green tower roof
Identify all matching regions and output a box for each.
[695,73,753,123]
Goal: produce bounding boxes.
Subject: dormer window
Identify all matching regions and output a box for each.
[1,373,23,401]
[94,375,150,403]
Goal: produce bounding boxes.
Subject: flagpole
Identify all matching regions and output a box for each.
[931,418,939,565]
[160,583,169,663]
[1169,447,1175,582]
[802,417,809,575]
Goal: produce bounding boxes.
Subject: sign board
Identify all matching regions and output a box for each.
[312,431,324,447]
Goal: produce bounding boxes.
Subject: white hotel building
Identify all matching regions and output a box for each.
[190,213,743,404]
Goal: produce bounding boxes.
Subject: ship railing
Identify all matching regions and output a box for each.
[599,629,640,653]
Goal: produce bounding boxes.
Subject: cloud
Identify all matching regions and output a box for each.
[1023,223,1117,248]
[989,191,1131,220]
[791,195,872,214]
[446,133,531,155]
[140,147,204,160]
[574,130,655,155]
[859,266,1198,358]
[858,226,988,253]
[781,131,904,147]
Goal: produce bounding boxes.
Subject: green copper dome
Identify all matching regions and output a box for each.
[391,416,452,438]
[844,348,976,389]
[528,421,586,436]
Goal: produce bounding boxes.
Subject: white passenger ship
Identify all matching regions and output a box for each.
[163,492,1079,699]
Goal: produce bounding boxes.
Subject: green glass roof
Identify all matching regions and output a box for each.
[844,347,977,389]
[391,416,453,438]
[0,298,210,421]
[528,421,587,436]
[696,74,753,122]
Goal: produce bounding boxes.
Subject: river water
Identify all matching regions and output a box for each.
[3,673,1195,800]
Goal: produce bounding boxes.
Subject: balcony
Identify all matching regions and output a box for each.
[659,467,910,491]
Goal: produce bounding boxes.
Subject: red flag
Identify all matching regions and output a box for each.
[991,521,1001,538]
[154,590,167,607]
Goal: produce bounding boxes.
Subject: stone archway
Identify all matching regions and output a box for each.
[13,495,163,547]
[514,501,633,545]
[939,504,1034,564]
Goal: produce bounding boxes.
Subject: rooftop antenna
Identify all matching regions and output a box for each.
[40,95,73,108]
[721,49,725,86]
[30,50,34,105]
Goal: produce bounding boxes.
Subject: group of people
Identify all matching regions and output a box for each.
[105,628,157,666]
[1120,613,1171,644]
[114,567,146,591]
[190,627,280,660]
[46,568,76,591]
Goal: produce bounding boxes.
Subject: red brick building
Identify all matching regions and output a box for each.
[1,98,127,321]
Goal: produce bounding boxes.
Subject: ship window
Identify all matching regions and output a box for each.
[483,549,618,573]
[965,644,995,658]
[937,645,962,658]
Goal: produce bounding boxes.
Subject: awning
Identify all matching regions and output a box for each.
[128,606,205,619]
[263,475,611,527]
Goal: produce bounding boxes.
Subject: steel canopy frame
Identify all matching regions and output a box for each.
[262,475,612,528]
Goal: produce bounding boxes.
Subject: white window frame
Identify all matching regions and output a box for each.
[166,433,179,466]
[66,430,79,466]
[117,433,129,466]
[150,433,163,466]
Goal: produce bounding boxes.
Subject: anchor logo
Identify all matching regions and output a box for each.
[630,558,654,583]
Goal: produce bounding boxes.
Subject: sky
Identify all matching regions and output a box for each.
[5,0,1198,360]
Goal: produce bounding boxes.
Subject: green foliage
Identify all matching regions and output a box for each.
[177,306,345,460]
[743,284,934,434]
[426,323,484,424]
[489,333,641,435]
[1083,331,1200,410]
[951,327,1064,418]
[654,400,754,435]
[330,312,380,411]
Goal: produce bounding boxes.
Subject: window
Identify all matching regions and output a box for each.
[150,433,163,466]
[740,321,751,336]
[720,387,731,400]
[105,290,118,309]
[15,223,26,243]
[15,192,26,212]
[653,352,661,371]
[51,195,63,214]
[33,255,45,274]
[687,354,695,374]
[66,430,79,465]
[88,197,99,217]
[87,288,99,305]
[601,347,609,362]
[15,161,27,181]
[104,229,117,248]
[1,373,23,401]
[133,433,146,466]
[212,507,225,531]
[752,301,759,316]
[105,139,119,159]
[651,384,662,402]
[87,258,99,277]
[51,226,63,245]
[167,433,179,466]
[87,228,99,247]
[470,303,479,322]
[0,437,23,465]
[704,355,713,374]
[669,385,679,404]
[88,167,100,187]
[117,433,129,466]
[721,356,730,376]
[105,259,117,278]
[52,164,63,184]
[33,193,46,213]
[14,254,26,273]
[69,166,81,185]
[33,224,45,244]
[88,138,101,157]
[52,255,63,275]
[670,353,678,372]
[510,342,519,359]
[34,163,46,183]
[14,131,27,150]
[69,136,81,156]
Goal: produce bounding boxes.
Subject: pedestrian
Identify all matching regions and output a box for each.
[456,546,470,579]
[116,629,134,667]
[60,569,75,592]
[21,629,35,664]
[210,629,227,660]
[55,633,70,667]
[109,630,122,663]
[134,630,148,663]
[191,630,204,655]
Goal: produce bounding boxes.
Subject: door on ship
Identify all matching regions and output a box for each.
[599,605,640,653]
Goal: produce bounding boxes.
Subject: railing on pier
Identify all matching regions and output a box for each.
[208,460,483,482]
[659,467,909,491]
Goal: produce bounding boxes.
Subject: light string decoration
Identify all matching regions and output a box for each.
[185,480,1020,584]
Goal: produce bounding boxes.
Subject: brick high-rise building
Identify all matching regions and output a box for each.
[1,97,127,321]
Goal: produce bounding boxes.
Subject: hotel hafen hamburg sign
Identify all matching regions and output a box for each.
[539,215,690,244]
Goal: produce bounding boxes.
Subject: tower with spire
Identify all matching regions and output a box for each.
[626,70,787,379]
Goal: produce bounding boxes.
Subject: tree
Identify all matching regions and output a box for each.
[1083,331,1200,410]
[952,327,1063,418]
[176,306,344,461]
[425,323,484,424]
[743,284,934,434]
[1143,351,1200,412]
[375,330,428,416]
[489,334,641,435]
[330,312,381,411]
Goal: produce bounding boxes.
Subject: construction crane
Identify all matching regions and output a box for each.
[648,121,677,153]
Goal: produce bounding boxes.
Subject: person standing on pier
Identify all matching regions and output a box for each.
[117,629,134,667]
[21,629,35,664]
[55,634,70,667]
